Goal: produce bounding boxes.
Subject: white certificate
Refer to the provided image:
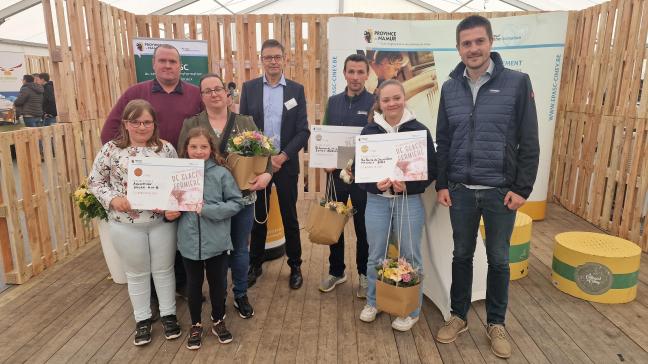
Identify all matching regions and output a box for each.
[354,130,428,183]
[127,158,204,211]
[309,125,364,169]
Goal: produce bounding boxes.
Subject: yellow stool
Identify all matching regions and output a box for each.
[479,211,533,280]
[552,232,641,303]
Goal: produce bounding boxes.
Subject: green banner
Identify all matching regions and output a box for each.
[132,38,209,86]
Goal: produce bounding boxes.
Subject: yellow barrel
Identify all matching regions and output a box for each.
[552,232,641,303]
[518,200,546,221]
[265,186,285,260]
[479,211,532,280]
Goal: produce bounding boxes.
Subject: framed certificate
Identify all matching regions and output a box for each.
[127,157,204,211]
[354,130,428,183]
[309,125,364,169]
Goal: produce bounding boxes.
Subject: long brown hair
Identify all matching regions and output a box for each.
[368,79,406,123]
[113,99,163,152]
[180,126,223,164]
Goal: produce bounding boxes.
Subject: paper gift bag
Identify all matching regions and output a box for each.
[376,280,420,317]
[306,202,349,245]
[226,154,268,190]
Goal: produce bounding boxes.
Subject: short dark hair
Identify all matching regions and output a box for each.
[39,72,50,82]
[261,39,284,55]
[198,72,225,90]
[153,44,180,60]
[456,15,493,45]
[343,54,369,73]
[374,51,403,65]
[23,74,34,83]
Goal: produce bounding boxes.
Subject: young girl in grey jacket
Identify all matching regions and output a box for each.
[165,127,244,350]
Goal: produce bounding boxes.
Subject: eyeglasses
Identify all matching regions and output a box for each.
[261,55,283,63]
[127,120,155,128]
[201,87,226,95]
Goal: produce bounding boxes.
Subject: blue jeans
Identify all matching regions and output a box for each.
[365,193,424,318]
[230,203,254,298]
[23,117,42,127]
[43,116,57,126]
[448,182,516,325]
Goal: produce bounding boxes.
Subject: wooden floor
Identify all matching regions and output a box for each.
[1,202,648,363]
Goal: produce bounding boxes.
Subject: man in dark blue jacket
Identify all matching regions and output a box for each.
[434,15,539,359]
[241,39,311,290]
[318,54,374,297]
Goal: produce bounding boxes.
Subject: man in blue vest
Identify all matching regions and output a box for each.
[434,15,539,359]
[319,54,374,297]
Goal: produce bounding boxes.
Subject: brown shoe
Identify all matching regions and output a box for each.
[436,315,468,343]
[487,324,512,358]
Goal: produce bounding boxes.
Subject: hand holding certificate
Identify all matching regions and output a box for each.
[354,130,428,183]
[309,125,364,169]
[127,158,204,211]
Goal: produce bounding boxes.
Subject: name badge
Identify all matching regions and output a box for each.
[284,98,297,110]
[357,110,368,115]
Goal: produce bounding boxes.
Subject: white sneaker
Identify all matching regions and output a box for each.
[392,316,419,331]
[359,304,379,322]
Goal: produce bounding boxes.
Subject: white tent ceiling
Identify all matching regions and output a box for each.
[0,0,606,45]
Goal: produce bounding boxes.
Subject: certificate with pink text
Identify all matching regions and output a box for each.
[354,130,427,183]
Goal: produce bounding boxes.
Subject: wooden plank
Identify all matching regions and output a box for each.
[235,15,246,87]
[54,0,79,123]
[0,133,25,282]
[247,14,259,79]
[223,16,234,82]
[278,232,318,362]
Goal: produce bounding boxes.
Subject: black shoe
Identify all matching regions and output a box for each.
[134,319,152,346]
[161,314,182,340]
[212,319,233,344]
[234,295,255,319]
[289,267,303,289]
[186,324,203,350]
[247,265,263,288]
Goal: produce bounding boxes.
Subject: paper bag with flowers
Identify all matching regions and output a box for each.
[376,196,422,317]
[226,130,276,190]
[306,174,355,245]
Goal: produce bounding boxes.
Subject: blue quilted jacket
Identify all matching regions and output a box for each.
[435,52,539,199]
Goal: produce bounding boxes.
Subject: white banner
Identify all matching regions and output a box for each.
[328,13,568,319]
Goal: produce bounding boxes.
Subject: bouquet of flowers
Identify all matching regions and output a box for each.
[319,199,356,216]
[226,130,276,190]
[376,256,422,317]
[227,130,276,156]
[72,178,107,225]
[377,257,421,287]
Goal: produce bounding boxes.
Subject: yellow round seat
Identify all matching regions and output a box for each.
[479,211,533,280]
[552,232,641,303]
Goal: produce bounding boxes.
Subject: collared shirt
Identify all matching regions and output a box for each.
[463,59,495,190]
[463,59,494,104]
[151,78,184,94]
[262,74,286,148]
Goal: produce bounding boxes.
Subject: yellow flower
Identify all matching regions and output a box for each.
[233,136,243,146]
[335,205,346,214]
[74,188,87,200]
[262,142,271,150]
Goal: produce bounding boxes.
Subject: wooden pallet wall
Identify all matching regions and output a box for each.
[549,0,648,251]
[0,120,102,284]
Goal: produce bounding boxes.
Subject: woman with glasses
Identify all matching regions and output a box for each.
[88,99,181,346]
[177,73,272,321]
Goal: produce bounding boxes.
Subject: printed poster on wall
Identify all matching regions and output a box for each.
[133,38,208,85]
[0,51,26,124]
[328,12,568,208]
